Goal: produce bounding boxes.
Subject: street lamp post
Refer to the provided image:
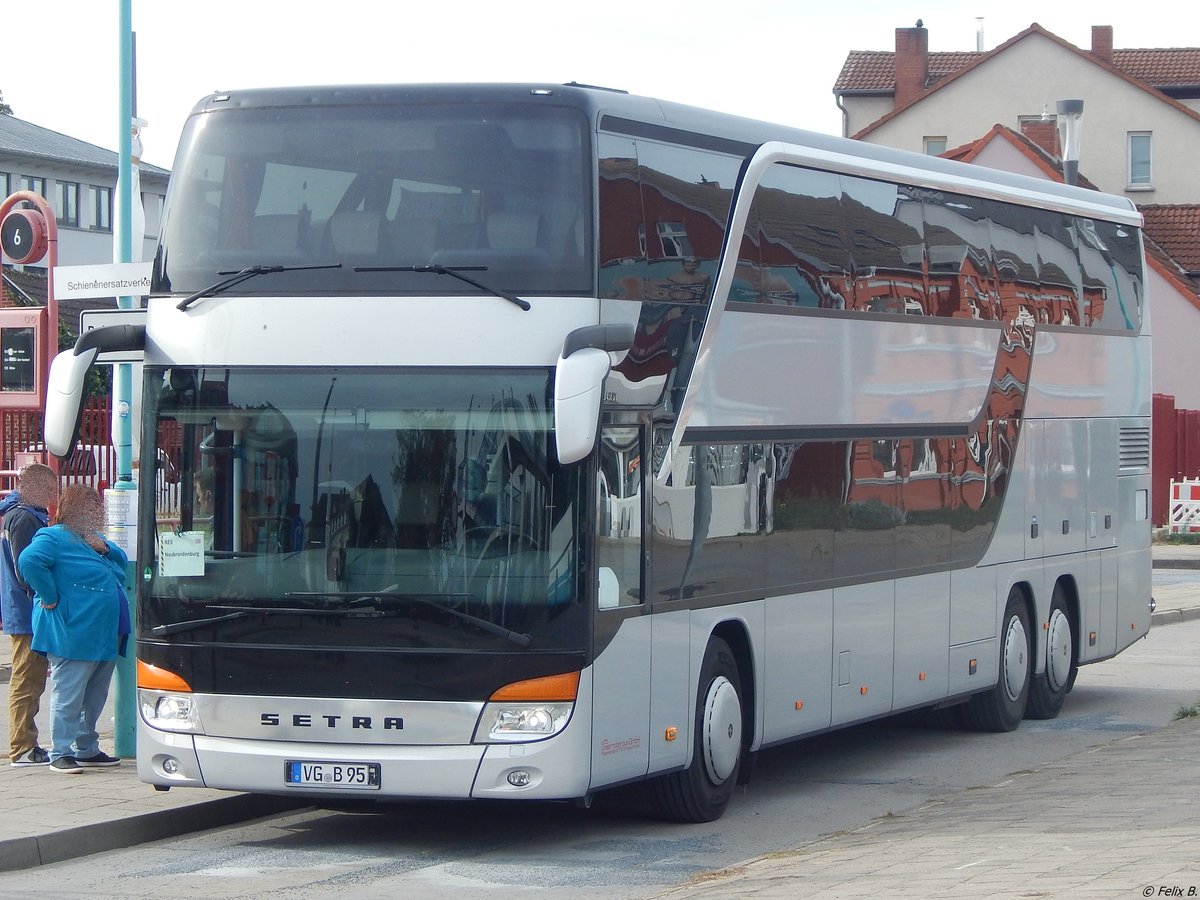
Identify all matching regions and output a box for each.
[1056,99,1084,186]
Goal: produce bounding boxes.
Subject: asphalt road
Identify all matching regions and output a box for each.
[2,605,1196,899]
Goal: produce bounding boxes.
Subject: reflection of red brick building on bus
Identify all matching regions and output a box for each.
[600,157,1116,528]
[769,320,1033,534]
[599,158,731,390]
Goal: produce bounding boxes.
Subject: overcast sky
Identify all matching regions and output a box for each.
[4,0,1200,170]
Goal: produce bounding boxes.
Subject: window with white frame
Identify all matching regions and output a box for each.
[55,180,80,227]
[19,175,46,197]
[1128,132,1152,188]
[89,185,112,232]
[923,136,948,156]
[140,191,165,235]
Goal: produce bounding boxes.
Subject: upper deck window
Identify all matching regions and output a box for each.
[154,103,593,297]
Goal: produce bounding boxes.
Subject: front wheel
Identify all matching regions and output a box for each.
[649,636,743,823]
[961,588,1030,732]
[1026,584,1077,720]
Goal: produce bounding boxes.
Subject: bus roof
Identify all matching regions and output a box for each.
[187,82,1139,224]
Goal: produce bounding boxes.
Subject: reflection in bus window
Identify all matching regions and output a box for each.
[146,367,586,651]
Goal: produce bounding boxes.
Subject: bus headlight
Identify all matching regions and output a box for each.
[474,671,579,743]
[138,689,204,734]
[474,702,573,743]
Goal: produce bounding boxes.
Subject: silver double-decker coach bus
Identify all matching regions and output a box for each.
[45,83,1152,822]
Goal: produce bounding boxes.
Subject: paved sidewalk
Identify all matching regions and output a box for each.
[1147,540,1200,568]
[0,545,1194,877]
[0,646,304,871]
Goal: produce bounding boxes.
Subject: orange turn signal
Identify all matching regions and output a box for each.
[137,660,193,692]
[490,671,580,702]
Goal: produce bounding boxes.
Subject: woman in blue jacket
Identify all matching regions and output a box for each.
[19,484,130,774]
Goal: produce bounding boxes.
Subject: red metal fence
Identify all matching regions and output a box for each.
[2,397,181,514]
[1151,393,1200,527]
[0,397,118,494]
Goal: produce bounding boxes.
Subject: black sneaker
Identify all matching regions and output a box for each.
[49,757,82,774]
[10,747,50,767]
[75,751,121,768]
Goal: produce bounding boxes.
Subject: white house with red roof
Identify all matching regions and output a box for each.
[834,23,1200,205]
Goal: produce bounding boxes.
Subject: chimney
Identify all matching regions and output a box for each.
[895,23,930,108]
[1091,25,1113,64]
[1020,120,1060,157]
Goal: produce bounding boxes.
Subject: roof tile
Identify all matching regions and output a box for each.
[836,46,1200,93]
[1141,205,1200,273]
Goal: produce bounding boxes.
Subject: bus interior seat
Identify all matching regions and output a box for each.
[251,214,307,258]
[398,188,463,219]
[426,211,550,271]
[325,211,386,260]
[486,212,541,251]
[389,216,439,264]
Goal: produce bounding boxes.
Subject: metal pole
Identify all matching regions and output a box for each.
[113,0,137,760]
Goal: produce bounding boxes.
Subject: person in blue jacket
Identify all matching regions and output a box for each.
[19,484,130,774]
[1,464,59,767]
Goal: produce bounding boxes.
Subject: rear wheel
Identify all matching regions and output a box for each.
[962,588,1030,732]
[649,636,743,823]
[1026,584,1076,720]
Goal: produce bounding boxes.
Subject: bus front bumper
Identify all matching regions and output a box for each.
[136,719,594,802]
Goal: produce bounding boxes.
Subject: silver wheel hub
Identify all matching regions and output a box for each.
[1003,615,1029,702]
[1046,608,1073,692]
[702,675,742,784]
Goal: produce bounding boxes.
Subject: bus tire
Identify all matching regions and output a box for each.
[1026,584,1076,720]
[961,588,1030,732]
[649,636,743,823]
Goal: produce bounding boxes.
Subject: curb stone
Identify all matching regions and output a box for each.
[0,793,308,872]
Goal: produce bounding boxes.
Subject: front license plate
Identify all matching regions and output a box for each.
[285,760,381,790]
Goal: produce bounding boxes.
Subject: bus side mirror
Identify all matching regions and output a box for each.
[44,322,147,458]
[44,347,99,458]
[554,347,610,466]
[553,324,634,466]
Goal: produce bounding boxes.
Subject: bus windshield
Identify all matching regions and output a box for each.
[142,367,586,652]
[154,103,593,297]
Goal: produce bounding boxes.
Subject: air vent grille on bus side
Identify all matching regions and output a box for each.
[1118,425,1151,471]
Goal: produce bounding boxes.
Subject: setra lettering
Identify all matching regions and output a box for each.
[259,712,404,730]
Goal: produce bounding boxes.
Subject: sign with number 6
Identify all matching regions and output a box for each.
[1,207,49,264]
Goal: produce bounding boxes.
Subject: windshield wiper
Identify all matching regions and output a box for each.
[150,603,378,637]
[151,611,251,637]
[353,264,531,311]
[177,263,343,311]
[287,590,533,647]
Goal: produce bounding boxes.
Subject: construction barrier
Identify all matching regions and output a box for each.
[1170,478,1200,533]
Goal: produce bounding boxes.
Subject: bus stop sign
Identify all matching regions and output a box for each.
[1,207,49,265]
